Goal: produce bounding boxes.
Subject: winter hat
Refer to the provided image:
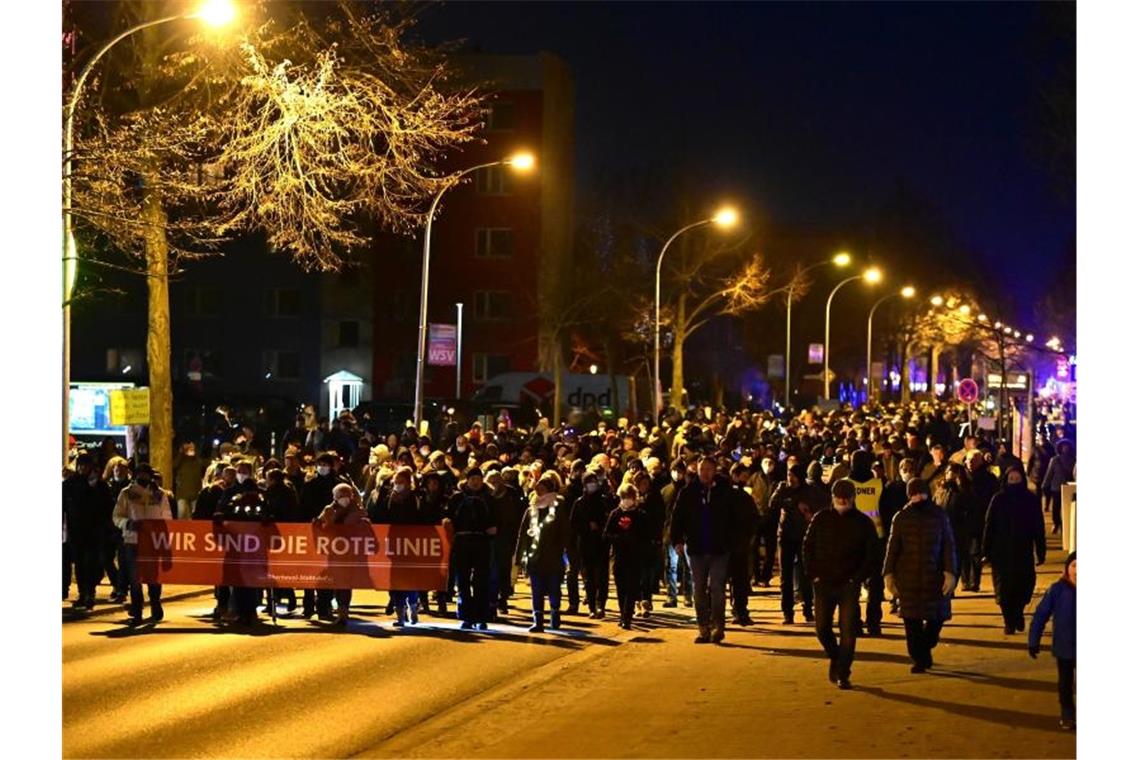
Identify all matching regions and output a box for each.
[789,463,807,483]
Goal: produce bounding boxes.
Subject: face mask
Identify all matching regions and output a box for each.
[87,475,99,486]
[585,482,599,494]
[236,473,249,484]
[420,447,430,457]
[672,471,683,482]
[393,484,406,494]
[317,466,331,477]
[620,498,635,509]
[456,445,467,453]
[336,497,352,508]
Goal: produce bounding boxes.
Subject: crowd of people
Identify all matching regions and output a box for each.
[62,399,1077,727]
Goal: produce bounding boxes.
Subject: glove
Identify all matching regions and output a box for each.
[942,571,957,597]
[1028,645,1040,659]
[125,519,137,531]
[884,573,898,598]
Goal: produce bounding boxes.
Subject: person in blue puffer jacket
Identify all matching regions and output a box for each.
[1028,551,1076,731]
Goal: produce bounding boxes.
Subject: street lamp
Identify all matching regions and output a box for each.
[653,205,738,424]
[782,251,850,409]
[824,267,881,400]
[930,295,944,307]
[865,285,915,407]
[61,0,238,466]
[413,151,535,426]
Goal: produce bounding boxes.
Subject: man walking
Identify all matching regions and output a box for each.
[803,478,880,689]
[670,456,734,643]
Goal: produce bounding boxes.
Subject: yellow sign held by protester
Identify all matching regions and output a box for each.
[109,388,150,425]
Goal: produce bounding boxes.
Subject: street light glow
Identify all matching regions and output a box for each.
[507,152,536,171]
[958,304,971,316]
[901,286,916,298]
[589,364,598,375]
[1013,330,1021,338]
[1003,326,1012,334]
[863,267,883,283]
[712,206,739,228]
[978,314,988,323]
[1026,334,1034,342]
[930,295,944,307]
[994,321,1003,329]
[833,252,852,267]
[195,0,237,27]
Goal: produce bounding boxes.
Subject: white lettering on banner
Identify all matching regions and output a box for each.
[268,535,310,554]
[316,536,379,556]
[151,532,196,551]
[384,537,443,558]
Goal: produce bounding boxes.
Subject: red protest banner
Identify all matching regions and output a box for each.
[136,521,451,591]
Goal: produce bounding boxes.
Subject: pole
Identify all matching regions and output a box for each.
[413,161,502,427]
[455,302,463,399]
[784,293,792,410]
[824,275,861,401]
[654,219,710,426]
[62,12,187,468]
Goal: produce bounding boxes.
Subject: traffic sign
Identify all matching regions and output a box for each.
[957,378,979,404]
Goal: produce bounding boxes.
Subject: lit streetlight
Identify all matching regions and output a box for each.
[865,285,915,406]
[61,0,238,466]
[780,251,850,409]
[824,267,881,400]
[413,151,535,426]
[653,205,738,424]
[930,295,944,307]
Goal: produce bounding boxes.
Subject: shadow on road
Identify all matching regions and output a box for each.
[929,668,1057,694]
[855,684,1060,730]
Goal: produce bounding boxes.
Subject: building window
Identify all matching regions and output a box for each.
[390,290,412,322]
[183,349,223,380]
[263,350,300,381]
[472,353,511,383]
[475,228,514,258]
[105,348,141,375]
[473,290,511,321]
[189,286,223,317]
[474,165,513,195]
[337,320,360,348]
[264,288,302,318]
[487,101,516,131]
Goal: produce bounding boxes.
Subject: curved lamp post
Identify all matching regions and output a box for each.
[653,206,738,425]
[824,266,881,400]
[783,251,850,409]
[413,152,535,427]
[61,0,237,466]
[865,285,915,406]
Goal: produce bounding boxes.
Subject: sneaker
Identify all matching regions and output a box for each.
[393,620,405,628]
[127,615,143,627]
[837,678,852,690]
[550,615,561,630]
[477,622,489,631]
[409,605,419,625]
[1003,625,1015,636]
[593,610,605,620]
[528,623,545,633]
[711,627,725,643]
[644,600,654,613]
[286,598,297,613]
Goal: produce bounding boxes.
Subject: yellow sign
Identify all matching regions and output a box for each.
[109,388,150,425]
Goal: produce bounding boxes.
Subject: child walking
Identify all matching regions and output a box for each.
[1028,551,1076,730]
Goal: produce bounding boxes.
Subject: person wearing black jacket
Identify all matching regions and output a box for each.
[965,450,1000,592]
[213,488,275,626]
[515,474,570,633]
[570,469,614,619]
[300,453,349,619]
[770,463,817,625]
[633,470,666,619]
[377,466,431,626]
[562,461,586,615]
[604,483,653,630]
[728,463,760,626]
[982,463,1047,634]
[446,467,497,630]
[64,454,115,610]
[263,468,301,613]
[803,478,880,689]
[670,456,736,644]
[660,461,693,608]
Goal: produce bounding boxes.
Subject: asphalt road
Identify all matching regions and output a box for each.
[64,538,1076,759]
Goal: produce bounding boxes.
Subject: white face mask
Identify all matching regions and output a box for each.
[317,466,331,477]
[393,484,406,494]
[236,473,249,484]
[336,496,352,508]
[672,471,683,482]
[420,447,431,457]
[620,498,635,509]
[585,482,600,494]
[456,444,467,453]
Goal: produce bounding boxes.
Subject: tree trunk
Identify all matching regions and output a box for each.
[930,343,942,401]
[142,168,173,488]
[900,340,912,404]
[670,292,687,410]
[552,343,563,426]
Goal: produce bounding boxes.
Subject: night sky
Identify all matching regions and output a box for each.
[414,1,1075,317]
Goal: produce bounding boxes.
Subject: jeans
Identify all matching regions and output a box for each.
[1057,657,1076,720]
[565,544,582,609]
[686,551,729,631]
[728,550,751,617]
[529,571,563,628]
[640,543,663,602]
[814,581,861,680]
[121,544,162,619]
[582,549,610,613]
[665,543,693,603]
[391,590,419,620]
[780,540,813,617]
[903,617,945,667]
[614,558,641,624]
[753,516,778,584]
[860,539,886,631]
[71,541,103,600]
[455,537,491,624]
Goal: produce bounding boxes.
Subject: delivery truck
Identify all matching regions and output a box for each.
[470,372,638,421]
